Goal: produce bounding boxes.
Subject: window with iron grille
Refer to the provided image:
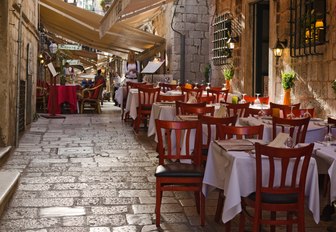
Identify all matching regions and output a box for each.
[289,0,326,57]
[212,13,232,66]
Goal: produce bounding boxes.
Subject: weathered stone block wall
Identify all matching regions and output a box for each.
[0,0,38,146]
[276,1,336,117]
[169,0,210,84]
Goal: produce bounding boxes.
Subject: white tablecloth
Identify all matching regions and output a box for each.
[125,89,139,120]
[239,117,327,143]
[114,86,126,105]
[202,141,320,224]
[312,142,336,203]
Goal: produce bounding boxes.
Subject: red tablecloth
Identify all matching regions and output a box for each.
[47,85,78,114]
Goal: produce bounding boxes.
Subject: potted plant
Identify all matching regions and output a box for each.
[223,64,234,92]
[281,71,296,105]
[204,63,211,84]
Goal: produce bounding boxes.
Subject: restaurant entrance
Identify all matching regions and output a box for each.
[252,0,269,96]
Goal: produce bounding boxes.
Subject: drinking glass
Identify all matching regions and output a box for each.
[285,136,294,148]
[206,82,210,90]
[240,93,246,103]
[194,82,198,89]
[254,93,261,105]
[286,105,295,119]
[303,109,312,118]
[222,83,226,91]
[324,124,334,146]
[258,104,266,117]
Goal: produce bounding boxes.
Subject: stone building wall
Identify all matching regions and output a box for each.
[169,0,210,84]
[276,0,336,117]
[208,0,336,117]
[0,0,38,146]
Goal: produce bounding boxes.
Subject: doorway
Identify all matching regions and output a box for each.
[252,0,269,96]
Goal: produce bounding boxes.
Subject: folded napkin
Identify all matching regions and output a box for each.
[215,139,255,151]
[268,132,290,148]
[239,116,262,126]
[187,95,197,103]
[177,115,199,121]
[214,104,228,118]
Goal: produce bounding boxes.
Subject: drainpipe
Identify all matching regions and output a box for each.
[15,1,23,147]
[170,0,185,84]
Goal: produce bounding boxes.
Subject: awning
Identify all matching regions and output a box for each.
[99,0,174,37]
[39,0,165,58]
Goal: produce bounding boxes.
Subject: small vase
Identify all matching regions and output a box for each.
[283,88,291,105]
[225,79,231,92]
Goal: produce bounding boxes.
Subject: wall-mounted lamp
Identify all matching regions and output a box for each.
[273,39,288,64]
[228,36,239,50]
[38,53,44,64]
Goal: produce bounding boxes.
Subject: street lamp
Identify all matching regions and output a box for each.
[49,42,58,54]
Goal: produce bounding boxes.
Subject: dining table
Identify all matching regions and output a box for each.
[202,140,321,224]
[311,142,336,203]
[239,116,327,143]
[47,84,78,114]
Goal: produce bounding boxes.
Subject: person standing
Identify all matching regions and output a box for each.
[125,51,140,82]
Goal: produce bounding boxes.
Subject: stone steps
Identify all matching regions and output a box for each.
[0,146,12,167]
[0,147,20,216]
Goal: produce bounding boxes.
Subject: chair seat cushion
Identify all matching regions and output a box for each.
[155,163,204,178]
[247,192,298,204]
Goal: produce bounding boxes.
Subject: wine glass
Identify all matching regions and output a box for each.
[206,82,210,90]
[240,93,247,104]
[324,124,335,146]
[222,83,226,91]
[286,105,295,119]
[254,93,261,105]
[258,104,266,118]
[303,109,312,118]
[285,136,294,148]
[194,82,198,89]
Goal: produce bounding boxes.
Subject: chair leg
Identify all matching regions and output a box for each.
[194,191,200,214]
[200,191,205,226]
[80,101,84,114]
[270,211,276,232]
[215,190,224,223]
[155,183,162,227]
[239,208,245,232]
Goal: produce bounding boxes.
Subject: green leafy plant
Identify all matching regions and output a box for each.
[281,71,296,90]
[204,63,211,83]
[223,65,234,80]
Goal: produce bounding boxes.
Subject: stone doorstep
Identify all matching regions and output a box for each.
[0,146,11,160]
[0,171,20,216]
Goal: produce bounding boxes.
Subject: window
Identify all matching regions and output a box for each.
[289,0,326,57]
[212,13,232,66]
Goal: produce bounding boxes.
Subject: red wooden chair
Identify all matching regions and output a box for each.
[133,86,160,133]
[154,119,205,227]
[159,82,178,93]
[156,93,185,102]
[225,102,250,118]
[244,108,272,117]
[244,95,269,105]
[181,86,203,102]
[269,102,300,118]
[180,105,215,116]
[283,108,315,118]
[239,143,314,232]
[175,101,206,115]
[272,116,310,145]
[207,88,229,103]
[122,81,147,120]
[218,125,264,140]
[199,95,216,104]
[198,115,238,164]
[215,124,264,229]
[79,83,105,114]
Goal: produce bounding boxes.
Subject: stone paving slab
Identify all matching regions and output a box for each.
[0,103,333,231]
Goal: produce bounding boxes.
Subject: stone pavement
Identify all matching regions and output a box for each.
[0,102,334,231]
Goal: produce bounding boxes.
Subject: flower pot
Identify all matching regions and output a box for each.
[283,89,291,105]
[225,79,231,93]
